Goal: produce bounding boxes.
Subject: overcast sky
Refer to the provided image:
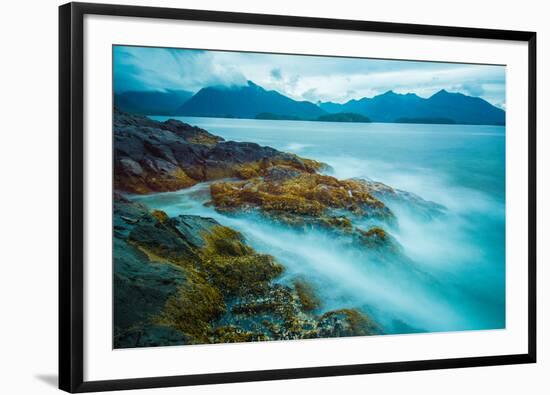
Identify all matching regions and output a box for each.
[114,45,506,108]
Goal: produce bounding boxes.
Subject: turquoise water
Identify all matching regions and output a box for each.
[140,116,506,334]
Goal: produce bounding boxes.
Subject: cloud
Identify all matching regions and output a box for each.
[270,68,282,81]
[456,82,484,97]
[301,88,319,102]
[113,46,247,93]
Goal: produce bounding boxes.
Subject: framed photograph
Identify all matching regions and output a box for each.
[59,2,537,392]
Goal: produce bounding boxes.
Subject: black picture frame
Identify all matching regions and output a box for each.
[59,2,537,392]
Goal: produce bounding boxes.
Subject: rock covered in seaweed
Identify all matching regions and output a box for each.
[355,226,401,254]
[210,173,389,217]
[209,171,393,234]
[318,309,379,338]
[208,168,402,252]
[113,196,380,348]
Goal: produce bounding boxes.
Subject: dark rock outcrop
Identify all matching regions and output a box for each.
[114,198,189,348]
[114,109,323,194]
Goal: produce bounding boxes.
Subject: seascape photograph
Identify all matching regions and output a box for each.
[112,45,506,349]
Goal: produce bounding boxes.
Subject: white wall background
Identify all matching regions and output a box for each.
[0,0,546,393]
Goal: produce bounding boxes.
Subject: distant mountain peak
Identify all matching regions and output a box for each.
[377,90,420,99]
[176,80,325,119]
[246,80,262,89]
[432,89,461,98]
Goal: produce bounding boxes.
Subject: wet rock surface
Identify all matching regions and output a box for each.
[362,180,446,219]
[114,109,323,194]
[113,196,380,348]
[209,171,395,237]
[112,111,447,347]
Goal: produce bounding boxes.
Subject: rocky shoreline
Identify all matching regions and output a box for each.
[114,194,380,347]
[113,109,441,348]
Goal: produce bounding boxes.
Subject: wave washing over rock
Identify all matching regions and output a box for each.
[113,110,466,348]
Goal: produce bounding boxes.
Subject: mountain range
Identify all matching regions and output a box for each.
[319,89,505,125]
[114,81,505,125]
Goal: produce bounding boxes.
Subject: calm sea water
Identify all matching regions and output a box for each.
[140,116,506,335]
